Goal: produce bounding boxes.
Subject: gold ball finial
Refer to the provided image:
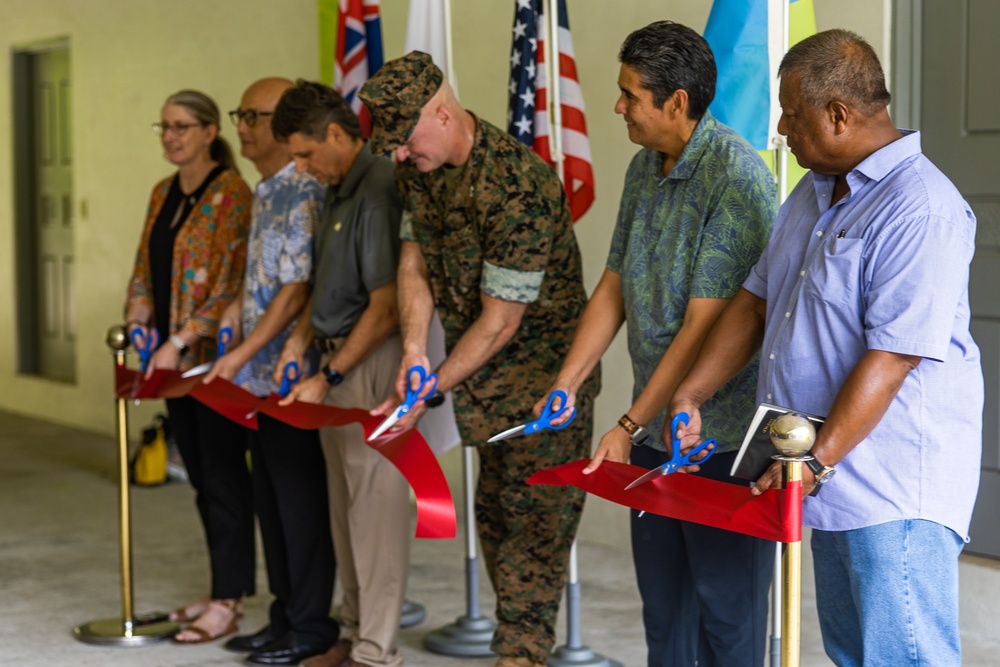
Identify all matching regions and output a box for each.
[769,412,816,457]
[106,325,130,352]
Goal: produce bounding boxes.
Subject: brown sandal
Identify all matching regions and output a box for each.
[169,595,210,623]
[173,598,241,644]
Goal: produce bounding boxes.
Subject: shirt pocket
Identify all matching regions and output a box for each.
[802,237,863,309]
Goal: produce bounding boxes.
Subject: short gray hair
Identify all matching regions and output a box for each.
[778,29,890,116]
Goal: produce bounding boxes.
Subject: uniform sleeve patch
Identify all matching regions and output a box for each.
[481,261,543,303]
[400,210,416,242]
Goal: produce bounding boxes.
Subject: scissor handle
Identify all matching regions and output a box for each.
[535,390,575,432]
[524,390,575,435]
[277,361,301,397]
[670,411,715,468]
[130,328,157,371]
[403,365,438,408]
[217,327,233,358]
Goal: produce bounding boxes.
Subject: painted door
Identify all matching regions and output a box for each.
[33,47,76,381]
[920,0,1000,557]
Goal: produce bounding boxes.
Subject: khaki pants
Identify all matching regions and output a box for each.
[319,334,409,667]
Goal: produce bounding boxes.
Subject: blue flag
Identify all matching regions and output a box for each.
[704,0,771,149]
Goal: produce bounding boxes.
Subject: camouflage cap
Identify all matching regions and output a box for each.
[359,51,443,157]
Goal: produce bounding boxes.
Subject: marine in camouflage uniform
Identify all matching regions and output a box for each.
[360,52,600,667]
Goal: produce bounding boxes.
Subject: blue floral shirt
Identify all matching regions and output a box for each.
[234,162,323,396]
[607,111,776,452]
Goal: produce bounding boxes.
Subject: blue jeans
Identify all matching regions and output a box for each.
[811,520,965,667]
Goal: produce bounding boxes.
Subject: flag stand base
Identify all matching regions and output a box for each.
[424,448,496,657]
[400,599,427,628]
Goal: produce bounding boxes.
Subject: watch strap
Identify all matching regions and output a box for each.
[324,367,344,386]
[618,413,639,436]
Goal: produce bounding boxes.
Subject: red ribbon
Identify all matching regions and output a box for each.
[116,366,456,539]
[528,459,802,543]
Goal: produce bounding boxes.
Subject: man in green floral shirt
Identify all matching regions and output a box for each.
[541,21,777,667]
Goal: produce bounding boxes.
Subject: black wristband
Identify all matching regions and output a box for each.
[324,367,344,386]
[425,391,445,408]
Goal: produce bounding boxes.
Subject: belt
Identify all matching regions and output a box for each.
[314,337,345,354]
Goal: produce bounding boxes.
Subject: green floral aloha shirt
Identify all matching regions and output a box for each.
[607,111,777,453]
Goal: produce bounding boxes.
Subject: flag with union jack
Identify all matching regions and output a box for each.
[507,0,594,222]
[334,0,384,136]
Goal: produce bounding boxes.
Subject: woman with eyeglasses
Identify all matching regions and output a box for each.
[123,89,254,644]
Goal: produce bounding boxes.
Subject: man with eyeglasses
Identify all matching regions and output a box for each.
[203,77,338,665]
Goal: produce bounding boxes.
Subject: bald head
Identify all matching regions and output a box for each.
[236,77,295,178]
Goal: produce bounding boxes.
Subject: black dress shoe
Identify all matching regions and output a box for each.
[246,632,331,666]
[225,624,284,653]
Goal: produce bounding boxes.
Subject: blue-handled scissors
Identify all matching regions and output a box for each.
[367,365,439,441]
[277,361,301,397]
[624,412,716,490]
[217,327,233,357]
[130,328,159,372]
[487,390,575,443]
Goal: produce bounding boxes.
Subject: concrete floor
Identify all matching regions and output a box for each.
[2,408,999,667]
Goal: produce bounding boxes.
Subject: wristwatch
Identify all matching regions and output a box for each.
[617,414,652,447]
[425,391,445,408]
[324,367,345,387]
[169,334,189,354]
[805,452,837,492]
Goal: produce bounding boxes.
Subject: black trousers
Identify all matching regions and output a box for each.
[166,396,256,599]
[630,446,774,667]
[251,413,339,645]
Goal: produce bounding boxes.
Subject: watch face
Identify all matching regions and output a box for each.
[817,467,836,484]
[632,427,652,447]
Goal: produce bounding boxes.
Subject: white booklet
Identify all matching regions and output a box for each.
[730,403,826,481]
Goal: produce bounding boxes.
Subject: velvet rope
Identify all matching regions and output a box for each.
[116,366,456,539]
[528,459,802,543]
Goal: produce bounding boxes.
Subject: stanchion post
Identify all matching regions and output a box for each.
[113,339,135,628]
[768,412,814,667]
[778,457,803,667]
[73,325,178,646]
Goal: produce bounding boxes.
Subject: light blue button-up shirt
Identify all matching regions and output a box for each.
[743,131,982,539]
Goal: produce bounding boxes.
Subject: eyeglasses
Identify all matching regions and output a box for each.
[152,121,203,137]
[228,109,275,128]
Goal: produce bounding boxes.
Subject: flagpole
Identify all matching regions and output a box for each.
[548,0,564,177]
[443,0,457,89]
[769,4,791,664]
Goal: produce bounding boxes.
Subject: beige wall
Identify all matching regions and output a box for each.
[0,0,889,543]
[0,0,320,432]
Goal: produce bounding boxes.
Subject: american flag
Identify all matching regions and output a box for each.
[507,0,594,222]
[334,0,384,136]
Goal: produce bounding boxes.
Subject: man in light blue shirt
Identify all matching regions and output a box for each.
[672,30,981,667]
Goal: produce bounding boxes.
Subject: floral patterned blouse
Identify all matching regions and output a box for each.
[125,168,252,368]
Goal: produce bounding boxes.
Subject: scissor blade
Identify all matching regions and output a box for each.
[367,408,403,442]
[486,424,527,443]
[624,465,667,490]
[181,362,213,378]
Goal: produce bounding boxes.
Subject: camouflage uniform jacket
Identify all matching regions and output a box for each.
[397,116,599,442]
